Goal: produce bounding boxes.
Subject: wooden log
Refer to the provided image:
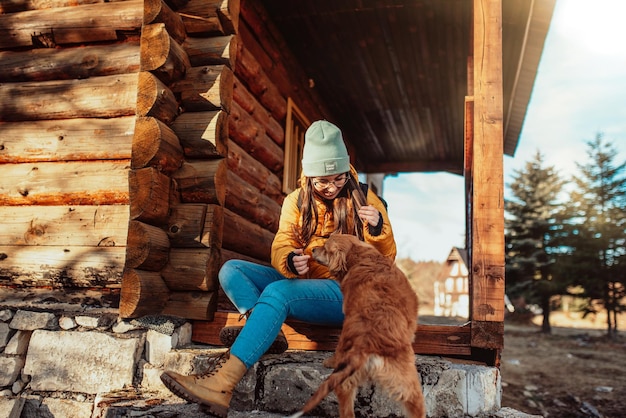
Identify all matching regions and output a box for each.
[216,0,239,35]
[0,42,140,83]
[161,290,217,321]
[0,73,138,122]
[124,220,170,271]
[225,170,280,232]
[119,268,169,318]
[191,312,472,355]
[226,139,283,205]
[239,1,327,123]
[233,76,284,146]
[177,0,223,35]
[222,207,273,262]
[162,0,189,11]
[202,204,223,247]
[182,35,237,68]
[169,110,228,159]
[172,159,226,205]
[136,71,179,124]
[0,116,135,164]
[144,0,186,44]
[235,44,287,122]
[129,167,171,224]
[0,205,129,247]
[221,248,270,267]
[171,64,233,113]
[132,116,184,174]
[229,100,283,173]
[0,160,129,206]
[0,245,125,288]
[166,203,206,247]
[161,247,220,291]
[0,0,104,14]
[140,23,190,85]
[0,0,144,49]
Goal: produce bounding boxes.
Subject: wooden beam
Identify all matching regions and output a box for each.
[192,312,472,356]
[470,0,505,349]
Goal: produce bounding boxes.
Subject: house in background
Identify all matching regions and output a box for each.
[434,247,470,319]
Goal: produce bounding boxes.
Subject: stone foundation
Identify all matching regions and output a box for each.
[0,299,538,418]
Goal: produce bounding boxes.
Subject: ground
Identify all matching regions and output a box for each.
[499,311,626,418]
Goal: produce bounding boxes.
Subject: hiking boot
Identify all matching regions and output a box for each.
[160,351,247,418]
[219,326,289,354]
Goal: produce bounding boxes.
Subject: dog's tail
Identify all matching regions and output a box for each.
[285,355,363,418]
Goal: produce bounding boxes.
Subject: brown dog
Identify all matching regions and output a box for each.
[288,234,425,418]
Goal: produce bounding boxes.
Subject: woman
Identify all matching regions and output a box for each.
[160,120,396,418]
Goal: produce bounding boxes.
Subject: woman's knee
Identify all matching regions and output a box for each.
[218,259,247,287]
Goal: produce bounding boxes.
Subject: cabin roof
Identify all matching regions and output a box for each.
[263,0,556,175]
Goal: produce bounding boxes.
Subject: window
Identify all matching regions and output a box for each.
[283,98,310,194]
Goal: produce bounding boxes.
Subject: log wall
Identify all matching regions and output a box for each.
[0,0,330,322]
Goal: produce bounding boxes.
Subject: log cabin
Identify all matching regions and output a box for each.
[0,0,556,367]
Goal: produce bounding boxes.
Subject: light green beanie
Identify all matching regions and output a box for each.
[301,120,350,177]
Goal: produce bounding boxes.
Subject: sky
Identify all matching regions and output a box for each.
[383,0,626,262]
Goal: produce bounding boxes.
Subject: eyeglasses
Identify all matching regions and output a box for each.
[313,175,348,190]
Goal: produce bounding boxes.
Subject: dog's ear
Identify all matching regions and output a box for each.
[327,237,349,274]
[328,248,347,275]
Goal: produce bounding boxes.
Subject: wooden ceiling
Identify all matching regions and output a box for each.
[262,0,556,175]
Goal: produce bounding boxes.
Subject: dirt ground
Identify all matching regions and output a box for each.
[500,311,626,418]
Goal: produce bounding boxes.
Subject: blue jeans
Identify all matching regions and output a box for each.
[218,259,344,368]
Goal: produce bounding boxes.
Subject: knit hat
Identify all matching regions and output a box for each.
[301,120,350,176]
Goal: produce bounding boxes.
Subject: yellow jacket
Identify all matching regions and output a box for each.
[271,167,396,278]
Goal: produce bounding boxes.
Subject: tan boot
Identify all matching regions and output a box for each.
[160,351,247,418]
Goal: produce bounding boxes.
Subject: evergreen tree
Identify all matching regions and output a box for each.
[505,151,566,333]
[561,134,626,338]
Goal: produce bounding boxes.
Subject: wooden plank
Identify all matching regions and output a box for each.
[0,160,129,206]
[192,312,472,356]
[0,0,143,49]
[0,42,140,83]
[0,245,125,288]
[0,73,138,122]
[471,0,505,348]
[0,205,129,247]
[0,117,135,164]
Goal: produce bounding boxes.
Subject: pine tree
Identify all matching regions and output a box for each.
[561,134,626,338]
[505,151,566,333]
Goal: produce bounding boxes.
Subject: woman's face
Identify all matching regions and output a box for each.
[311,173,349,199]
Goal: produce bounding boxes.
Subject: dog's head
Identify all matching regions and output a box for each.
[312,234,369,279]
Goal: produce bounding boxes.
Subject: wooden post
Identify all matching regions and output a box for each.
[471,0,505,356]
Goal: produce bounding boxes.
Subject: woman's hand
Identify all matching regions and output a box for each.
[358,205,381,227]
[292,248,311,275]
